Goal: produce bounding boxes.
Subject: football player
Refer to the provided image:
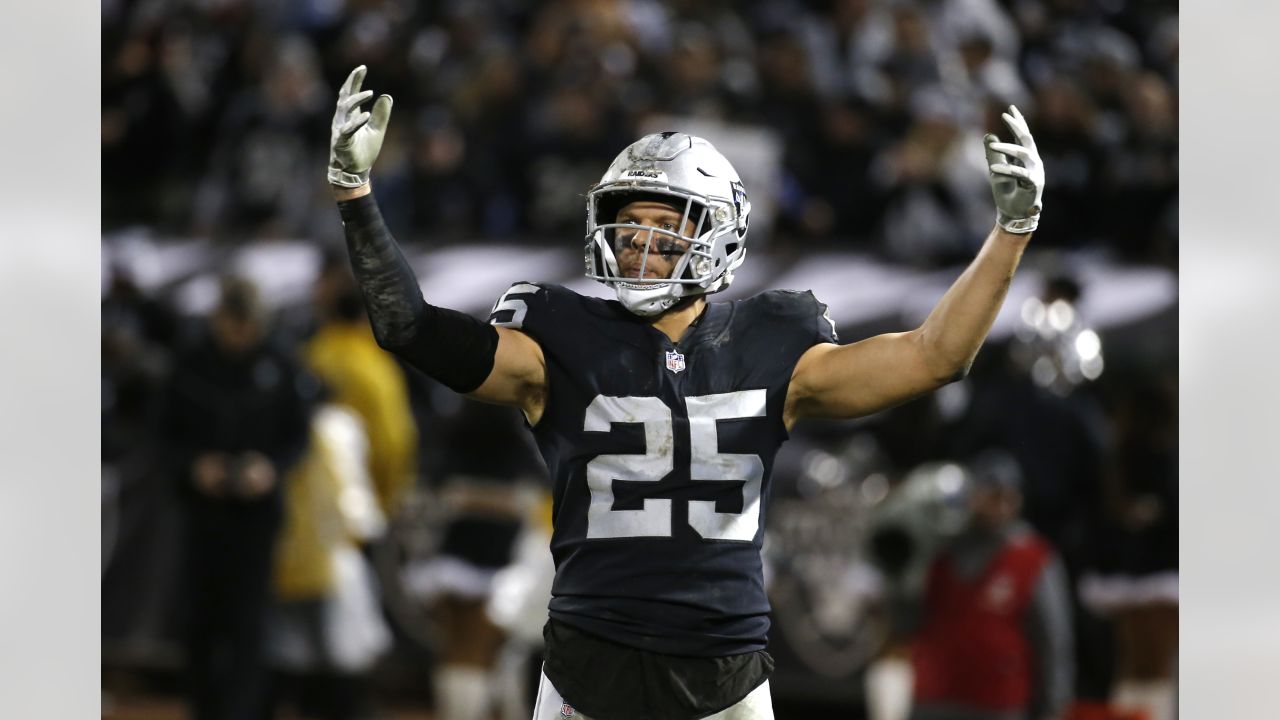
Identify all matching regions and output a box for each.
[327,65,1045,720]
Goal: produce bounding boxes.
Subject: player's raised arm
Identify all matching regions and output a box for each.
[327,66,547,418]
[786,106,1045,425]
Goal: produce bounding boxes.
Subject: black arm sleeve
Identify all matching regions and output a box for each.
[337,193,499,393]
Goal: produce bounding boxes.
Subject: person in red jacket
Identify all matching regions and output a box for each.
[909,450,1074,720]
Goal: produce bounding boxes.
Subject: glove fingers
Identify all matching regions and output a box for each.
[341,89,374,113]
[983,133,1008,167]
[990,163,1031,180]
[340,65,367,99]
[340,111,371,137]
[369,95,394,134]
[1002,106,1036,148]
[988,141,1032,164]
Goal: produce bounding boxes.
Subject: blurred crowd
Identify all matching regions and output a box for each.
[104,259,553,719]
[102,0,1177,266]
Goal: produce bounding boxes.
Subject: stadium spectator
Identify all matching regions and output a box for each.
[871,86,992,264]
[271,401,392,720]
[265,255,420,719]
[909,450,1074,720]
[191,35,331,240]
[159,275,315,720]
[402,400,544,720]
[1080,375,1178,720]
[305,253,419,517]
[102,268,178,466]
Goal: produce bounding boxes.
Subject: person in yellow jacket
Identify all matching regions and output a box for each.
[305,255,419,518]
[273,401,391,719]
[268,257,420,718]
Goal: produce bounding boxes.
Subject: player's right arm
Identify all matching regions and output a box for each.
[328,66,547,419]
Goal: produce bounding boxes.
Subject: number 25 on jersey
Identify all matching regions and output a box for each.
[583,390,765,542]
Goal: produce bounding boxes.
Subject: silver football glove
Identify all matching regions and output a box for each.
[328,65,394,188]
[984,105,1044,234]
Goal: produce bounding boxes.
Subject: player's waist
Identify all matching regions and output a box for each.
[548,595,769,656]
[542,616,773,720]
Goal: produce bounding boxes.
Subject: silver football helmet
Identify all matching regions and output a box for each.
[585,132,751,316]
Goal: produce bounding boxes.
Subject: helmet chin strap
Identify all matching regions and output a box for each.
[608,241,703,317]
[615,282,685,317]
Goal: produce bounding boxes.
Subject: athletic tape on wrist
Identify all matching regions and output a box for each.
[998,211,1040,234]
[328,166,370,188]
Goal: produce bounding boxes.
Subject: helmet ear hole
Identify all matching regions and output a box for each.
[678,253,711,282]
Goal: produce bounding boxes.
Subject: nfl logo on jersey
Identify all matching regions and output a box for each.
[665,350,686,373]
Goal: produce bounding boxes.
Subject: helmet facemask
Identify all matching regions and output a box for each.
[585,184,745,316]
[584,132,751,316]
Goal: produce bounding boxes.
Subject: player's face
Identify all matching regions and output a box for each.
[613,201,697,280]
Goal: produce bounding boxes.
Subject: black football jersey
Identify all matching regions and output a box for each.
[488,283,837,656]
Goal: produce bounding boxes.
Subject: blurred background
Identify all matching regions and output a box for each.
[101,0,1176,719]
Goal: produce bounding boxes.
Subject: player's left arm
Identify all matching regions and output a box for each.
[786,106,1044,425]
